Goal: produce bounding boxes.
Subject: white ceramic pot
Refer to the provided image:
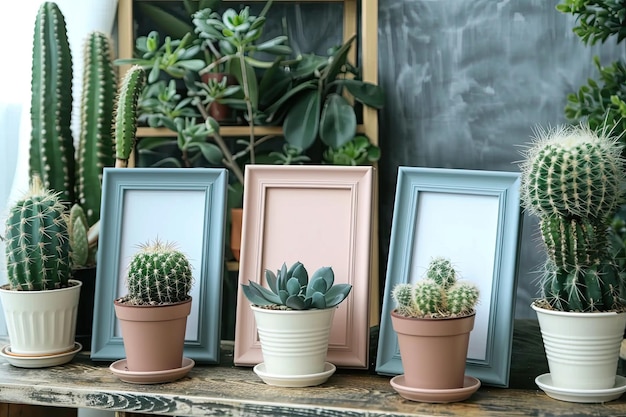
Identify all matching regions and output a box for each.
[0,280,82,356]
[251,305,335,376]
[532,302,626,390]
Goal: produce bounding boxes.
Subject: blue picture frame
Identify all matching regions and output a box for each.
[376,167,522,387]
[90,168,228,364]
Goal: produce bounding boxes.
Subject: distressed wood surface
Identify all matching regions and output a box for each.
[0,321,624,416]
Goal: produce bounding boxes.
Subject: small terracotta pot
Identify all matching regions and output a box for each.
[230,208,243,261]
[114,298,191,372]
[391,310,475,390]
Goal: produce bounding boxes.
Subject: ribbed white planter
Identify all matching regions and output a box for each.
[532,302,626,390]
[251,305,335,376]
[0,280,82,356]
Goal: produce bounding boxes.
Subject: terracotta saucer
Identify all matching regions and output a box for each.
[109,357,195,384]
[390,374,481,403]
[535,373,626,403]
[0,343,82,368]
[253,362,336,387]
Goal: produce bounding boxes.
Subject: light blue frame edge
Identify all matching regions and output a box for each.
[90,168,228,364]
[375,167,522,387]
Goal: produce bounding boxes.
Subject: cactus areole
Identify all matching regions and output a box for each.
[520,124,626,312]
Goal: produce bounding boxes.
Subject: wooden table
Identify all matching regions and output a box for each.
[0,321,624,417]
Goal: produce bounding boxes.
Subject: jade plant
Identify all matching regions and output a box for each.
[4,176,71,291]
[241,261,352,310]
[120,239,194,306]
[519,123,626,312]
[392,257,479,318]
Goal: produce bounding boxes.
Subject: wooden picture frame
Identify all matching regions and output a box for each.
[375,167,522,387]
[234,165,374,368]
[90,168,228,364]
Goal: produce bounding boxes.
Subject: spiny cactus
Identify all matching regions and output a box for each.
[241,261,353,310]
[114,65,146,168]
[29,1,75,204]
[76,31,117,227]
[68,203,98,268]
[391,256,479,318]
[520,123,626,312]
[4,176,71,291]
[125,239,193,305]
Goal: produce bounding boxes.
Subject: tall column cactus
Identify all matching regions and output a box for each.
[114,65,146,168]
[29,1,74,204]
[520,124,626,311]
[4,176,71,291]
[77,31,117,227]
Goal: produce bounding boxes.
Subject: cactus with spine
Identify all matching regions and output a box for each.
[123,239,194,305]
[241,261,353,310]
[392,256,479,318]
[519,123,626,312]
[4,176,71,291]
[114,65,146,168]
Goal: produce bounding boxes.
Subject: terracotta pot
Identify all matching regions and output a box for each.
[230,208,243,261]
[391,310,475,389]
[201,73,237,122]
[114,298,191,372]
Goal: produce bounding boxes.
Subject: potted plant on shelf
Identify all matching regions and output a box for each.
[0,176,82,367]
[240,261,352,387]
[389,256,481,403]
[519,122,626,403]
[110,238,195,384]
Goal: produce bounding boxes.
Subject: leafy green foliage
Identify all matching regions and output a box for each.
[556,0,626,45]
[322,135,381,166]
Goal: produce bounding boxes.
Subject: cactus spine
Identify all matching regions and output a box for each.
[125,239,193,305]
[4,176,71,291]
[520,124,626,311]
[391,257,479,318]
[29,1,74,204]
[114,65,146,168]
[77,31,117,227]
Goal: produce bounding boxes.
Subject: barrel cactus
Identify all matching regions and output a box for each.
[519,123,626,312]
[391,256,479,318]
[124,239,194,305]
[4,176,71,291]
[241,261,352,310]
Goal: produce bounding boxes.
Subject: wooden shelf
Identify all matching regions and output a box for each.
[136,124,367,138]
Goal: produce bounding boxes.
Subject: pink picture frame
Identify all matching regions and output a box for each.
[234,165,374,369]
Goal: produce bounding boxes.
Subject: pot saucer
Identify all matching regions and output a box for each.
[535,373,626,403]
[390,374,481,403]
[253,362,336,387]
[0,342,82,368]
[109,357,195,384]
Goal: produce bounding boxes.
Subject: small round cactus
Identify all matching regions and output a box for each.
[125,238,193,305]
[392,256,479,318]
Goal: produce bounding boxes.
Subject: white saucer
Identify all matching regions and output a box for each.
[0,342,82,368]
[390,374,481,403]
[535,373,626,403]
[253,362,336,387]
[109,357,194,384]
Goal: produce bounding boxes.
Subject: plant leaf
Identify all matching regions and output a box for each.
[310,292,327,309]
[283,89,320,150]
[319,93,356,149]
[324,283,352,308]
[340,79,385,109]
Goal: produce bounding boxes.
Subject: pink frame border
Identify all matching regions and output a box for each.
[234,165,373,368]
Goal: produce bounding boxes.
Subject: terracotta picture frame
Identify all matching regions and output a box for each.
[90,168,228,364]
[375,167,522,387]
[234,165,374,368]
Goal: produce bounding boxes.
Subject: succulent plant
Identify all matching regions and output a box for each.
[123,239,194,305]
[68,204,98,268]
[114,65,147,168]
[241,261,352,310]
[4,176,71,291]
[519,123,626,312]
[392,257,479,318]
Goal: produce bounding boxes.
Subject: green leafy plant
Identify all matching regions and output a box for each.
[139,79,199,128]
[120,238,194,306]
[241,261,352,310]
[519,123,626,312]
[391,256,479,318]
[4,176,71,291]
[322,135,381,166]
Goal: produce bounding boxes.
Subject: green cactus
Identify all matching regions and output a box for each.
[391,256,479,318]
[114,65,146,168]
[125,239,194,305]
[29,1,75,204]
[4,176,71,291]
[68,203,98,268]
[241,261,353,310]
[76,31,117,227]
[520,123,626,311]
